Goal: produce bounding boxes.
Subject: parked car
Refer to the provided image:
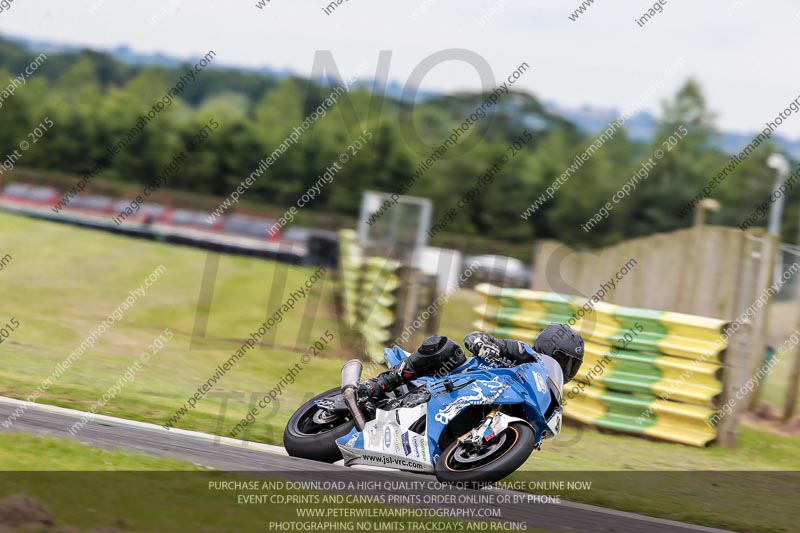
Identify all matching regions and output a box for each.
[463,254,532,288]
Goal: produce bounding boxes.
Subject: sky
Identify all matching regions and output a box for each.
[2,0,799,138]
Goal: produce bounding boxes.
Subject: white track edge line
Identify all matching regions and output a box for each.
[0,396,286,455]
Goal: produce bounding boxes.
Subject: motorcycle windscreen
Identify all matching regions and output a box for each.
[384,346,409,367]
[539,354,564,393]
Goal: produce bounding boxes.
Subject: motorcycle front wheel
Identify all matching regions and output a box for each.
[283,387,355,463]
[434,422,535,484]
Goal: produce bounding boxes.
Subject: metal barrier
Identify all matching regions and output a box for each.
[473,283,728,446]
[0,198,305,263]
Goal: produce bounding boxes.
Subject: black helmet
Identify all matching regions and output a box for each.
[406,335,466,377]
[533,324,584,383]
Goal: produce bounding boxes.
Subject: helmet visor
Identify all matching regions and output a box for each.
[554,349,581,382]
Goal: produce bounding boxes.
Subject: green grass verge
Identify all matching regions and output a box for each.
[0,432,199,471]
[0,210,352,444]
[508,470,797,533]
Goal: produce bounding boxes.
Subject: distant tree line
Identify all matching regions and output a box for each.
[0,37,795,247]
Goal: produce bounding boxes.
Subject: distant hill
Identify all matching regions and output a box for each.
[543,100,800,160]
[7,33,293,77]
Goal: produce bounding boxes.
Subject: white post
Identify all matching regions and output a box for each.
[767,153,789,237]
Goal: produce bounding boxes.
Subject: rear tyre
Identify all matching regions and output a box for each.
[435,422,535,485]
[284,387,355,463]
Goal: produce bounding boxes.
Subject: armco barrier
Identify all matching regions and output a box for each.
[0,197,305,264]
[339,230,401,360]
[473,283,727,446]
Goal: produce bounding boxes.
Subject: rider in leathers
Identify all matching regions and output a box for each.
[360,324,584,399]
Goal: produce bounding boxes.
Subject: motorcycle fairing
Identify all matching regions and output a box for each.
[395,348,563,443]
[420,359,559,446]
[335,348,563,473]
[336,403,434,473]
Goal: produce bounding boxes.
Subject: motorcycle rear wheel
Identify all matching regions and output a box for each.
[284,387,355,463]
[435,422,535,484]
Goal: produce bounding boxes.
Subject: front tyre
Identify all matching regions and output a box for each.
[435,422,535,485]
[284,387,355,463]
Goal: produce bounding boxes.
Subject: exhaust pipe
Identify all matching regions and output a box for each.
[341,359,367,431]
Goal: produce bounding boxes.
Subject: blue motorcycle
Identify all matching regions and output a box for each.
[284,346,564,484]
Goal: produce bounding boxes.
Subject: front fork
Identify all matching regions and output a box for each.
[458,406,503,448]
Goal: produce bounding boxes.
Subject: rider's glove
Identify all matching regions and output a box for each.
[358,381,381,399]
[463,332,505,366]
[464,332,535,368]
